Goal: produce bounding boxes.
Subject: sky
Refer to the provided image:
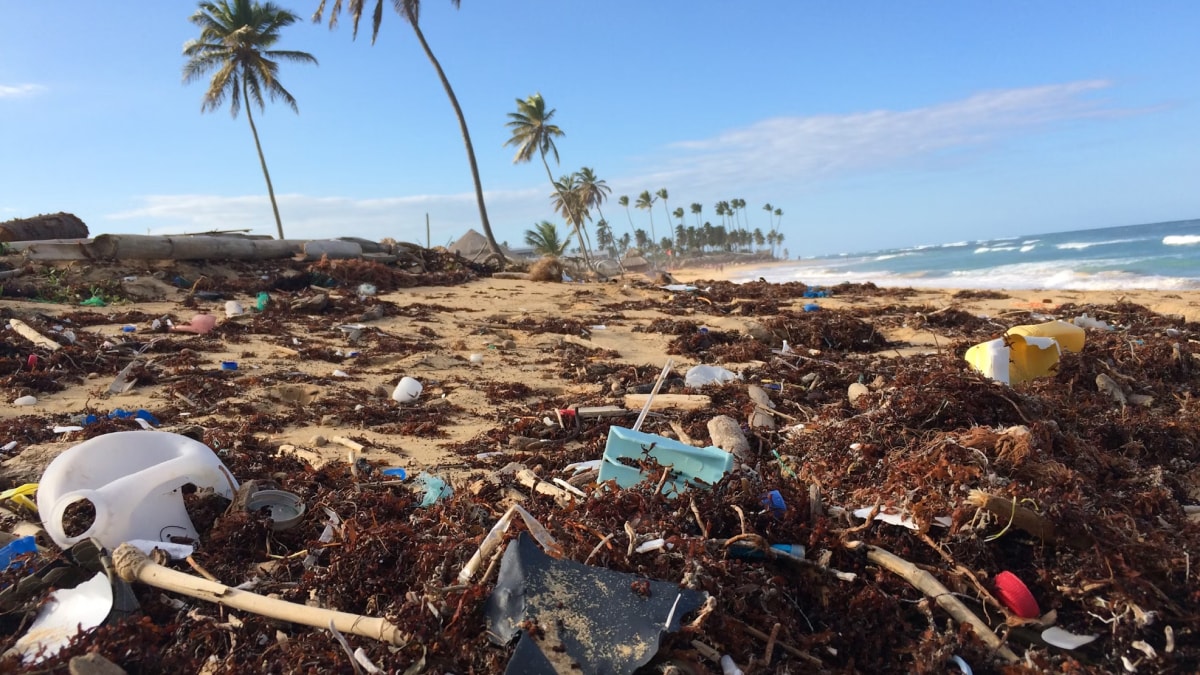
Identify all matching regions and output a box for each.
[1,1,1198,258]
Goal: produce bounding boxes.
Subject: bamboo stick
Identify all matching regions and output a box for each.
[112,544,408,645]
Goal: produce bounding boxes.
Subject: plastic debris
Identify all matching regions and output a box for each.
[12,571,113,664]
[485,533,707,674]
[684,364,740,388]
[598,426,733,497]
[12,396,36,406]
[0,536,38,572]
[993,570,1040,618]
[1041,626,1100,650]
[415,473,452,507]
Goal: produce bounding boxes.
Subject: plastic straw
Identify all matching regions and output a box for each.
[633,358,673,432]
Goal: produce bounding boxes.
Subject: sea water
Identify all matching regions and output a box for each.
[732,218,1200,290]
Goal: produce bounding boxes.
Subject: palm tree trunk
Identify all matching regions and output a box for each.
[409,22,506,269]
[539,155,593,269]
[243,79,285,240]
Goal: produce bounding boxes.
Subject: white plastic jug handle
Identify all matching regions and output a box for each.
[46,489,108,547]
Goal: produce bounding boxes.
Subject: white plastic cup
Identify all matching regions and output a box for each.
[225,300,244,318]
[392,377,422,403]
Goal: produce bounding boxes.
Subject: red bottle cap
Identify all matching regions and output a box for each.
[993,570,1040,618]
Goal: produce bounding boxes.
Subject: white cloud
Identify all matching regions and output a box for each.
[640,79,1129,193]
[104,80,1144,244]
[104,188,548,245]
[0,83,45,98]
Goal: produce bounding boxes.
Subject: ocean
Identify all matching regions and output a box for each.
[731,218,1200,291]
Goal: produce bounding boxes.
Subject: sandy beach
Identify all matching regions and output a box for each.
[2,252,1198,672]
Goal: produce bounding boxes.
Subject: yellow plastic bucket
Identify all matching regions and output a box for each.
[1006,320,1085,353]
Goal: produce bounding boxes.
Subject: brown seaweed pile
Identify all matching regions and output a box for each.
[0,268,1198,674]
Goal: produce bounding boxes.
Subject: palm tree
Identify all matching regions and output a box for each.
[184,0,316,240]
[617,195,636,240]
[656,188,672,240]
[635,190,657,245]
[313,0,506,266]
[595,220,614,258]
[551,173,594,254]
[690,202,702,228]
[523,220,569,256]
[505,93,593,267]
[672,207,685,228]
[753,228,765,252]
[575,167,611,230]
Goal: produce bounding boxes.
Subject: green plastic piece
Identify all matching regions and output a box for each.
[80,296,106,307]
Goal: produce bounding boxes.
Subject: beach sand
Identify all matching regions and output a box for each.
[2,254,1198,671]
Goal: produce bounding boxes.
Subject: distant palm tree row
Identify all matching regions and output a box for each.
[505,93,787,265]
[183,1,787,270]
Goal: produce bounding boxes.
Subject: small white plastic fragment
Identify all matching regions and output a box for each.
[52,426,84,434]
[1041,626,1099,650]
[720,655,744,675]
[13,396,36,406]
[13,572,113,663]
[125,539,195,560]
[564,459,602,474]
[635,537,672,553]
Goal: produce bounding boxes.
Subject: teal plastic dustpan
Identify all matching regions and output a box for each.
[598,426,733,497]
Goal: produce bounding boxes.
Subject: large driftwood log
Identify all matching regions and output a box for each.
[91,235,299,261]
[112,544,407,645]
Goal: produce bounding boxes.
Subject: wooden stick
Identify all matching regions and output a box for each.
[516,468,573,506]
[623,393,710,412]
[113,544,408,645]
[967,489,1055,543]
[846,541,1018,663]
[332,436,366,453]
[9,319,61,351]
[732,619,823,667]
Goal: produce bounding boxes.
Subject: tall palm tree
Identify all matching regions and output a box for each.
[313,0,505,266]
[504,93,592,267]
[656,188,671,240]
[690,202,702,229]
[575,167,611,230]
[635,190,657,245]
[551,173,594,254]
[523,220,569,256]
[184,0,316,240]
[672,207,685,227]
[617,195,636,240]
[595,220,614,258]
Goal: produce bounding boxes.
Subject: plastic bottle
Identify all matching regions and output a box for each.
[37,431,239,549]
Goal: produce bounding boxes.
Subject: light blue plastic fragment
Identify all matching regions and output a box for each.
[597,426,733,498]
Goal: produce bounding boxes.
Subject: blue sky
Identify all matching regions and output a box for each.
[2,1,1197,257]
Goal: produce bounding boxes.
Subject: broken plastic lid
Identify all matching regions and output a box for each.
[486,533,707,675]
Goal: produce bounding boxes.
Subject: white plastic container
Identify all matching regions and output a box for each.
[392,377,422,403]
[37,431,238,549]
[224,300,244,318]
